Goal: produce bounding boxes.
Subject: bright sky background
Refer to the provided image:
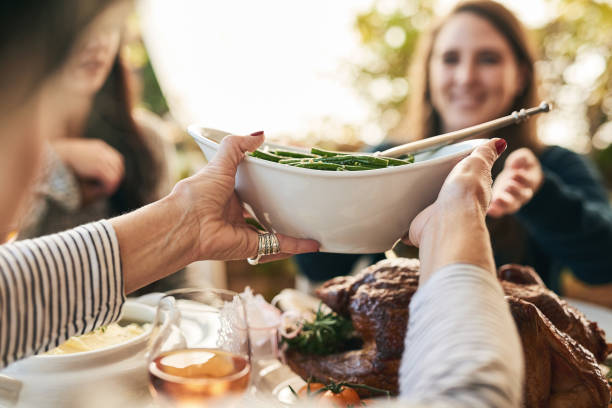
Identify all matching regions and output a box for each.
[138,0,561,145]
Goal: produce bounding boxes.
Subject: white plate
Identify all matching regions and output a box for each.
[0,300,155,408]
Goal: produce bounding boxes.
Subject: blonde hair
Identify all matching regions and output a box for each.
[393,0,542,162]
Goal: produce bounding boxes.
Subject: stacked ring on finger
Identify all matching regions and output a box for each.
[247,232,281,265]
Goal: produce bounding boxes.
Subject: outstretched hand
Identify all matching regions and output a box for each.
[487,147,543,218]
[173,131,319,263]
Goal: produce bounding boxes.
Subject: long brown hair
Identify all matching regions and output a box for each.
[0,0,114,112]
[85,54,161,214]
[396,0,542,174]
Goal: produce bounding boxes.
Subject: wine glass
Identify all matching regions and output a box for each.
[147,288,251,407]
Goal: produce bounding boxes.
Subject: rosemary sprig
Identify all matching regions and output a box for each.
[281,303,353,355]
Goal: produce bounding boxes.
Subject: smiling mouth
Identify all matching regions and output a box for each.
[450,96,484,109]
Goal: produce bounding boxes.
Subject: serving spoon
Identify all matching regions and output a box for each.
[375,101,552,158]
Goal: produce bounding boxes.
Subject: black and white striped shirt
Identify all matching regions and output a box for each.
[0,220,124,368]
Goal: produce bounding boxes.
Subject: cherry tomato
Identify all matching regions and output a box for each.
[298,382,326,398]
[319,387,361,407]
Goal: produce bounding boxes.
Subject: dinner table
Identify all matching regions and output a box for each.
[1,292,611,408]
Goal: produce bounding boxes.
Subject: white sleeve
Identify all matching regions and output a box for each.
[0,220,125,368]
[399,264,523,408]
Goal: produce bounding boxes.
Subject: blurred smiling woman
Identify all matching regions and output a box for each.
[297,0,612,294]
[406,0,612,292]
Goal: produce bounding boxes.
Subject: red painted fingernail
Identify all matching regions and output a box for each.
[495,139,507,155]
[250,131,264,136]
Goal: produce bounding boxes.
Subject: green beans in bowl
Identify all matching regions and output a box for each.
[249,148,414,171]
[188,125,487,254]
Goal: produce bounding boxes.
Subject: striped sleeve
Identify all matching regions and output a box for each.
[399,264,524,408]
[0,220,124,368]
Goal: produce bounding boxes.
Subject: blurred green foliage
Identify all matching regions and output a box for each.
[124,14,169,117]
[353,0,612,184]
[139,58,169,116]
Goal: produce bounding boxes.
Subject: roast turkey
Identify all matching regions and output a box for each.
[284,258,610,406]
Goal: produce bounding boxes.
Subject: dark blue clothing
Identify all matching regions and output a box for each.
[295,146,612,292]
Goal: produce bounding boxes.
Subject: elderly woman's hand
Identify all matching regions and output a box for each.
[487,147,543,218]
[172,131,319,263]
[403,138,506,282]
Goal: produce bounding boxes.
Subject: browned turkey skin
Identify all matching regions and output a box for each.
[498,264,608,363]
[284,258,610,406]
[507,297,609,407]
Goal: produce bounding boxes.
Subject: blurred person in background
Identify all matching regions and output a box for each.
[19,15,167,240]
[16,8,198,294]
[0,0,318,368]
[297,0,612,295]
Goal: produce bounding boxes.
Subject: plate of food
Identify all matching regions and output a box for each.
[0,300,155,408]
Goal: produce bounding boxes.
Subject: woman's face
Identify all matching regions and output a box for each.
[428,12,524,133]
[56,2,128,97]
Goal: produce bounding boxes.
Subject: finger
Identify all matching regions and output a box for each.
[244,227,261,259]
[504,180,533,203]
[103,149,125,177]
[465,138,507,173]
[112,154,125,179]
[491,192,520,215]
[510,169,531,186]
[487,197,511,217]
[244,232,319,262]
[97,163,122,194]
[276,233,320,254]
[506,148,532,170]
[209,131,265,171]
[487,203,504,218]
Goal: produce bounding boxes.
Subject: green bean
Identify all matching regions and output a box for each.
[310,147,348,157]
[278,158,308,165]
[272,149,317,158]
[247,146,416,172]
[249,149,284,162]
[398,154,415,163]
[294,162,344,171]
[382,156,413,166]
[343,165,378,171]
[315,155,389,168]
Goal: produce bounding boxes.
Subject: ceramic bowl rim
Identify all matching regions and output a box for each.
[187,124,487,179]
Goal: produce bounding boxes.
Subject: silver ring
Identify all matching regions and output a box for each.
[247,232,281,265]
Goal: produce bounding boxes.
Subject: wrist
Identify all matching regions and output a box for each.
[167,179,202,265]
[418,207,494,283]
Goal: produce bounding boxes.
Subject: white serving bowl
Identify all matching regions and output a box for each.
[0,300,155,408]
[189,125,487,253]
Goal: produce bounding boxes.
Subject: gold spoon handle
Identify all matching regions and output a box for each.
[377,101,551,158]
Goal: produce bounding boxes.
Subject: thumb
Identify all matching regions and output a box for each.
[209,131,265,171]
[469,138,507,172]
